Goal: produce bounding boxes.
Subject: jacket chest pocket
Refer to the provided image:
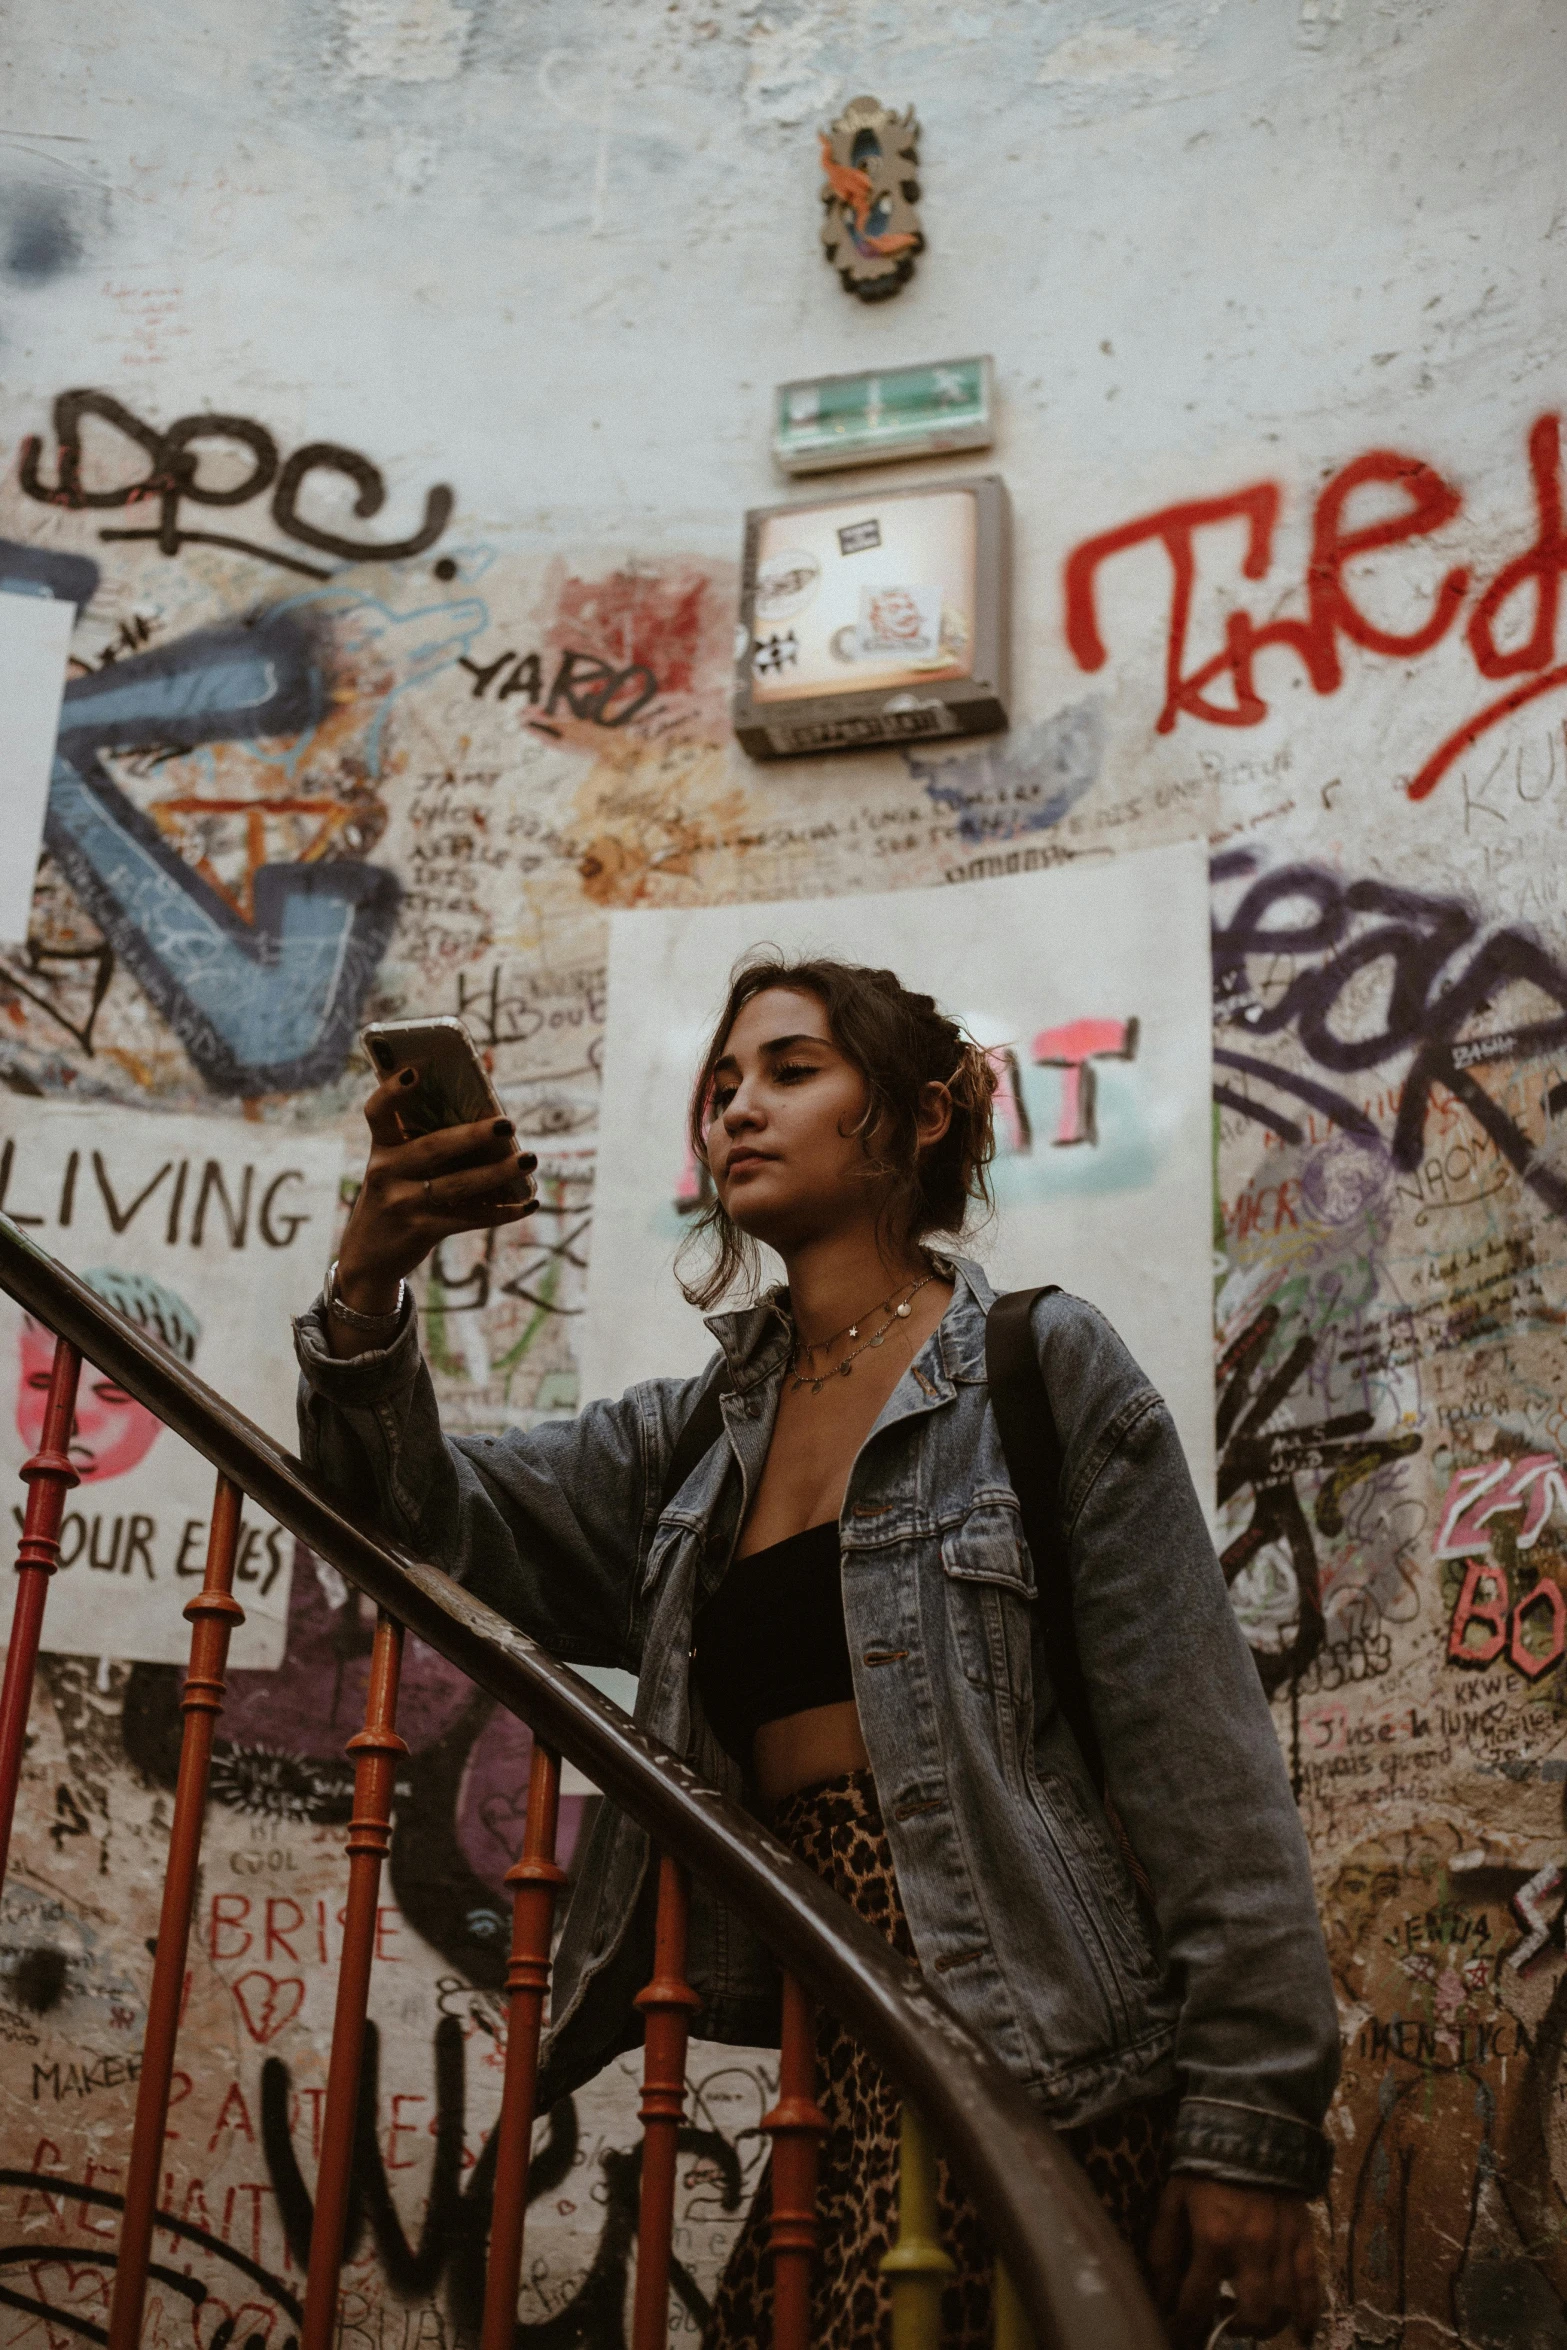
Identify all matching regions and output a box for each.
[940,1502,1035,1694]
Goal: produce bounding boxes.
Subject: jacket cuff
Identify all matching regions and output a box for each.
[292,1291,422,1404]
[1170,2097,1333,2198]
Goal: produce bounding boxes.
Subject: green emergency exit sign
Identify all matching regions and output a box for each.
[772,355,994,476]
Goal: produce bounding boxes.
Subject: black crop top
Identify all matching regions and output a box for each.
[690,1523,855,1761]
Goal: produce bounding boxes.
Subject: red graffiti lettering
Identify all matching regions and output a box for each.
[164,2067,191,2140]
[1468,413,1567,677]
[207,2079,257,2152]
[264,1895,304,1962]
[297,2083,326,2162]
[220,2182,272,2265]
[18,2138,66,2221]
[1032,1017,1139,1146]
[385,2092,428,2170]
[1276,449,1467,682]
[677,1012,1134,1206]
[1443,1491,1567,1679]
[673,1132,711,1216]
[1446,1559,1509,1667]
[1511,1577,1567,1681]
[179,2176,215,2235]
[985,1047,1032,1155]
[1407,661,1567,801]
[1063,483,1279,732]
[209,1891,251,1962]
[1064,413,1567,802]
[77,2160,120,2237]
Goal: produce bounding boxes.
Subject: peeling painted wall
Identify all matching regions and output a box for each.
[2,2,1567,2343]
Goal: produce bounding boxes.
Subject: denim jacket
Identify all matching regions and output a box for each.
[295,1257,1338,2196]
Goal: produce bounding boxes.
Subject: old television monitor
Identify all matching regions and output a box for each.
[732,475,1010,760]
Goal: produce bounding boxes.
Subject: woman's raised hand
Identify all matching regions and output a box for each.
[331,1066,538,1335]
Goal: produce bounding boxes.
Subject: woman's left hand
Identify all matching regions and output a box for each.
[1149,2175,1320,2345]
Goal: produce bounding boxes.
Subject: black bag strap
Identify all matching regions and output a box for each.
[984,1285,1107,1796]
[659,1360,730,1516]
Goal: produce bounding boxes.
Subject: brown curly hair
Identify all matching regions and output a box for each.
[677,953,998,1309]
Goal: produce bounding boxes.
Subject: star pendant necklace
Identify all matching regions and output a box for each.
[788,1270,935,1395]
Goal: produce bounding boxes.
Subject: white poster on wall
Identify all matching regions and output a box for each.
[0,1107,342,1668]
[0,589,75,945]
[583,838,1216,1506]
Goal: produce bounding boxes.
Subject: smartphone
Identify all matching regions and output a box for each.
[360,1016,507,1141]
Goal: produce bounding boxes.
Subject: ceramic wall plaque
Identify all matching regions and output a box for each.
[819,97,924,302]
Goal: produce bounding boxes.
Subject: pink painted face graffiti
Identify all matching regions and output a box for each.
[17,1316,167,1483]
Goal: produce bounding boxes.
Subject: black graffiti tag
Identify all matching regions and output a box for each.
[20,389,454,582]
[0,2159,302,2347]
[458,645,659,731]
[418,1206,592,1324]
[260,2017,742,2343]
[1217,1303,1422,1795]
[1211,851,1567,1218]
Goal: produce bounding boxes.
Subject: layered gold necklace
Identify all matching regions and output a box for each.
[787,1270,934,1395]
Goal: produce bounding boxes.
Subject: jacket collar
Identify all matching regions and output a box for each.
[936,1254,997,1384]
[703,1251,998,1397]
[702,1292,792,1395]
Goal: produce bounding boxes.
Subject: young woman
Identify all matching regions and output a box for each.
[296,957,1337,2350]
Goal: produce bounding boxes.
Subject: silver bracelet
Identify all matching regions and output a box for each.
[325,1258,406,1332]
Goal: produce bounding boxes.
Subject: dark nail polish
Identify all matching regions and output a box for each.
[493,1118,514,1137]
[522,1199,539,1214]
[399,1068,417,1086]
[519,1151,537,1170]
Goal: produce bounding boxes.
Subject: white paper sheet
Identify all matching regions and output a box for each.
[0,1106,342,1667]
[0,589,75,945]
[584,840,1216,1507]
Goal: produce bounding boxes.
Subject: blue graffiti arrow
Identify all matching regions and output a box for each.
[0,539,99,606]
[48,610,399,1095]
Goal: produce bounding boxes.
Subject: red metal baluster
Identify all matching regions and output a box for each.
[300,1609,409,2350]
[0,1335,80,1896]
[762,1972,826,2350]
[108,1473,246,2350]
[631,1854,701,2350]
[479,1737,568,2350]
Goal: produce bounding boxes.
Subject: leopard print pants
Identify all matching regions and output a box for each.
[702,1767,1175,2350]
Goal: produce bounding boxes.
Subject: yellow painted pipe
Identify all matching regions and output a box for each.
[881,2100,956,2350]
[993,2257,1035,2350]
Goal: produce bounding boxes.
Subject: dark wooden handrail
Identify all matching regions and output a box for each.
[0,1213,1166,2350]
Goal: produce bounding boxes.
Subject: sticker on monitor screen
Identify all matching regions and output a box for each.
[755,548,820,622]
[838,518,882,556]
[857,584,944,663]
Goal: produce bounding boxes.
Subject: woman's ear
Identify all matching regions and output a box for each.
[914,1080,954,1154]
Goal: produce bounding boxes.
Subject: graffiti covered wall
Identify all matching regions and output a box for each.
[2,0,1567,2342]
